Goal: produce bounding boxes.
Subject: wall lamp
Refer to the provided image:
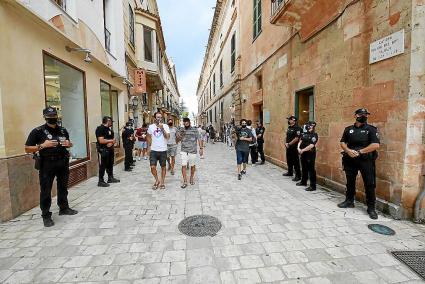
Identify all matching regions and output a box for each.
[65,46,92,63]
[111,75,133,87]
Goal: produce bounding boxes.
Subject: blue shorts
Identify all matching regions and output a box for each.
[236,150,249,165]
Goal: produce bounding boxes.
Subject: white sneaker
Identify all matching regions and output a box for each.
[144,157,148,160]
[138,157,141,161]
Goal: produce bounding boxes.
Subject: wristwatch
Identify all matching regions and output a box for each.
[37,144,43,150]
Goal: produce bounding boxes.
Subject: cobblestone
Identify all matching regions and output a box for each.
[1,143,425,283]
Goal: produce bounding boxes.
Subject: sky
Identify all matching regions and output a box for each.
[156,0,216,116]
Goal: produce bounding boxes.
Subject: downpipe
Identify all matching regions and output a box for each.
[413,173,425,223]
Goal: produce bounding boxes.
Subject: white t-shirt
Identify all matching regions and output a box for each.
[148,124,170,152]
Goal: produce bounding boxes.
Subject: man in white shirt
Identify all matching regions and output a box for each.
[147,112,170,190]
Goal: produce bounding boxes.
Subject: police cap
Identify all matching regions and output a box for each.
[287,115,297,121]
[307,121,316,127]
[355,108,370,115]
[126,122,133,127]
[43,106,58,117]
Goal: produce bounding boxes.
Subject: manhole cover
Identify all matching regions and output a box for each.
[178,215,222,237]
[368,224,396,236]
[391,251,425,280]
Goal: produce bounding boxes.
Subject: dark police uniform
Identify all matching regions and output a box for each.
[299,130,318,190]
[96,124,115,183]
[122,124,135,171]
[25,120,70,218]
[340,123,380,208]
[285,124,302,178]
[256,126,266,164]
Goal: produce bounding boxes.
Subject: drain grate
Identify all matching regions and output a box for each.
[178,215,222,237]
[391,251,425,280]
[368,224,396,236]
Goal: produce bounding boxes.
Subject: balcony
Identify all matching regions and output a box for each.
[270,0,316,27]
[271,0,290,19]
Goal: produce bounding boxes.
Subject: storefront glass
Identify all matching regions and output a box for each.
[100,81,120,144]
[43,53,88,163]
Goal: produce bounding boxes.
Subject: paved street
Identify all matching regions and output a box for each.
[1,143,425,283]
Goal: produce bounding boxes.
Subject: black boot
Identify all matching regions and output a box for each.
[292,176,301,182]
[59,208,78,215]
[305,186,316,192]
[108,177,120,183]
[98,180,110,187]
[337,200,355,208]
[124,168,132,172]
[367,208,378,219]
[43,217,54,227]
[296,181,307,186]
[283,172,293,177]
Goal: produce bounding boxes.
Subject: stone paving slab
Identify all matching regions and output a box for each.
[1,143,425,283]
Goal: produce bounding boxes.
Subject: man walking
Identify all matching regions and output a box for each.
[233,119,254,180]
[177,118,203,188]
[122,121,135,172]
[256,121,266,164]
[283,115,302,181]
[25,107,78,227]
[96,116,120,187]
[135,123,148,160]
[147,112,170,190]
[167,118,178,175]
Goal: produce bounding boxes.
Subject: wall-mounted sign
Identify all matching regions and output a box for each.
[278,54,288,69]
[369,29,405,64]
[135,69,146,94]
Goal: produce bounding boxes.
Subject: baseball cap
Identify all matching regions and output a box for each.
[355,108,370,115]
[43,106,58,117]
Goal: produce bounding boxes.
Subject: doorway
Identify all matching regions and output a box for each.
[295,87,314,126]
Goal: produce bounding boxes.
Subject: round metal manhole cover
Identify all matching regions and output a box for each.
[178,215,222,237]
[368,224,396,236]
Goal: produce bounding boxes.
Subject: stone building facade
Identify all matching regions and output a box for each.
[201,0,425,220]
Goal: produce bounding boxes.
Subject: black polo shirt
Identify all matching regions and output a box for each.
[340,123,380,151]
[25,124,70,157]
[96,124,114,149]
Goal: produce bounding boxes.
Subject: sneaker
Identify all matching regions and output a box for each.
[241,170,246,175]
[138,157,141,161]
[292,176,301,182]
[305,187,316,192]
[144,157,148,160]
[238,174,242,180]
[260,161,265,165]
[367,208,378,219]
[296,182,307,186]
[337,200,355,208]
[107,177,120,183]
[98,181,110,187]
[43,217,54,227]
[59,208,78,215]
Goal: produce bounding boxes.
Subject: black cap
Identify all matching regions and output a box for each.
[43,106,58,117]
[355,108,370,115]
[307,121,316,126]
[102,116,113,123]
[287,115,297,121]
[126,122,133,127]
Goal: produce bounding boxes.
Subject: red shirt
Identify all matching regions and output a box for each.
[136,127,148,141]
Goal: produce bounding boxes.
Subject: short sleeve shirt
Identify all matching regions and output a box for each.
[340,123,380,150]
[300,132,319,151]
[148,124,170,152]
[136,128,148,141]
[236,127,254,152]
[96,124,114,149]
[168,127,177,145]
[286,125,302,144]
[25,124,70,157]
[178,127,200,154]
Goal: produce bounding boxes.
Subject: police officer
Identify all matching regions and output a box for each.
[96,116,120,187]
[255,121,266,164]
[338,108,380,219]
[25,107,78,227]
[283,115,302,181]
[297,121,318,191]
[122,121,135,172]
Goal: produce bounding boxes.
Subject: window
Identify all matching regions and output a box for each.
[157,40,162,73]
[129,4,135,47]
[295,87,315,126]
[209,109,213,124]
[213,73,216,96]
[209,81,212,100]
[100,81,120,146]
[214,106,217,122]
[221,101,224,119]
[54,0,66,10]
[143,26,153,62]
[43,53,88,163]
[231,33,236,73]
[256,73,263,90]
[253,0,262,40]
[220,59,223,87]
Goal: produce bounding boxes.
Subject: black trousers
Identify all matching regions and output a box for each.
[99,148,114,181]
[301,151,316,188]
[124,143,133,169]
[343,156,376,208]
[39,157,69,218]
[286,146,301,177]
[257,142,265,162]
[249,145,258,163]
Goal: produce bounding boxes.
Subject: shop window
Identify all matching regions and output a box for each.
[144,26,153,62]
[253,0,262,40]
[43,53,88,163]
[100,81,120,145]
[295,87,314,126]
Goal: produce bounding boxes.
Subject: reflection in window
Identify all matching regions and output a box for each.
[144,26,153,62]
[44,54,88,163]
[100,81,120,145]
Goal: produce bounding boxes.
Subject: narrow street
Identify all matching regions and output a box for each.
[0,143,424,283]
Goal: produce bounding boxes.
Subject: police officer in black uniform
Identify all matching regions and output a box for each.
[25,107,78,227]
[122,121,135,172]
[283,115,302,181]
[297,121,318,191]
[256,121,266,165]
[338,108,380,219]
[96,116,120,187]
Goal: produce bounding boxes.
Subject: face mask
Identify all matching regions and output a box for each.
[241,125,247,128]
[168,123,173,126]
[185,125,190,129]
[46,118,58,125]
[155,118,162,124]
[356,116,367,123]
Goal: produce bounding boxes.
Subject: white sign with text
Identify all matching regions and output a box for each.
[369,29,405,64]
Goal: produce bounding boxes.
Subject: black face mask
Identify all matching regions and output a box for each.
[241,125,247,128]
[168,123,173,126]
[46,118,58,125]
[356,116,367,123]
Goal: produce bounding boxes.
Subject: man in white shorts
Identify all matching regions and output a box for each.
[167,118,178,175]
[177,118,203,188]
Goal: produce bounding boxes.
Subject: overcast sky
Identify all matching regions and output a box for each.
[157,0,216,115]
